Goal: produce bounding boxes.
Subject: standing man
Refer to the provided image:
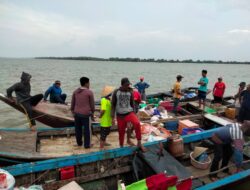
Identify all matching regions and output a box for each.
[6,72,43,131]
[238,84,250,123]
[134,76,150,101]
[212,77,226,104]
[44,80,67,104]
[209,121,250,181]
[173,75,184,115]
[71,77,95,148]
[197,70,209,110]
[111,77,146,151]
[234,82,246,104]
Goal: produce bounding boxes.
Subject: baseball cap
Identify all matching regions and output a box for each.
[239,82,246,86]
[177,75,183,79]
[121,77,131,85]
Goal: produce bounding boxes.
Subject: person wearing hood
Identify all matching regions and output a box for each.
[44,80,67,104]
[6,72,43,131]
[71,77,95,148]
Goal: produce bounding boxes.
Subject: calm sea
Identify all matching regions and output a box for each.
[0,58,249,128]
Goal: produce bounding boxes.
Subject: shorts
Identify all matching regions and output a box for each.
[213,96,223,104]
[198,90,207,100]
[100,127,111,141]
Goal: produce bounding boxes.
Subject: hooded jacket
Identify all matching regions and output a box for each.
[6,72,32,103]
[44,84,62,101]
[71,87,95,116]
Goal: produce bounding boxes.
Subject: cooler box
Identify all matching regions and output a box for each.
[225,108,236,120]
[59,166,75,180]
[178,120,199,135]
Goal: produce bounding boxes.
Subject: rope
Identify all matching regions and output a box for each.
[29,169,50,186]
[19,103,32,128]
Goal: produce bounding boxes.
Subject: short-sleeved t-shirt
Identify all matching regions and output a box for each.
[100,97,112,127]
[198,77,208,92]
[213,82,226,97]
[173,82,181,99]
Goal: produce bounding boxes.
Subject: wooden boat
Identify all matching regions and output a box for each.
[0,93,101,128]
[3,128,250,190]
[146,87,235,106]
[0,111,234,165]
[146,87,199,102]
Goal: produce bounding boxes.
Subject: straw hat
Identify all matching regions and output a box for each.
[101,86,115,97]
[193,147,208,159]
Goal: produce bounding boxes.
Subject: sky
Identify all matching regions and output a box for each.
[1,0,250,61]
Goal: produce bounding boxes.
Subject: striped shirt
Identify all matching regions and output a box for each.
[229,123,243,140]
[229,123,244,151]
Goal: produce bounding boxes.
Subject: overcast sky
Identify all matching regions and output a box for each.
[1,0,250,61]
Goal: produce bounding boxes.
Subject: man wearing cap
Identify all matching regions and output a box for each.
[209,121,250,181]
[234,82,246,104]
[6,72,43,131]
[134,76,150,101]
[44,80,67,104]
[111,77,146,151]
[173,75,184,115]
[238,84,250,122]
[212,77,226,104]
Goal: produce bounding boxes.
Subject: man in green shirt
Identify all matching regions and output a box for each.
[197,70,209,110]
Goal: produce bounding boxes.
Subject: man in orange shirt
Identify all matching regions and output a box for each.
[173,75,184,115]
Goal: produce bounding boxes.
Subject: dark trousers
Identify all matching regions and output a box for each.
[210,144,233,177]
[238,106,250,122]
[173,98,180,115]
[21,94,43,125]
[134,101,140,113]
[50,94,67,104]
[74,114,91,148]
[213,96,223,104]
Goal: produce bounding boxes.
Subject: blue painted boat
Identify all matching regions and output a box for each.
[0,111,234,166]
[3,128,250,190]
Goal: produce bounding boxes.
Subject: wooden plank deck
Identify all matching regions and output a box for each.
[0,131,37,154]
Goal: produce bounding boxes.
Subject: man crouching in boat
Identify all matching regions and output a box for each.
[43,80,67,104]
[111,77,146,152]
[71,77,95,148]
[6,72,43,131]
[209,121,250,181]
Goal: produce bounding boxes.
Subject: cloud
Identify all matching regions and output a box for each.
[228,29,250,34]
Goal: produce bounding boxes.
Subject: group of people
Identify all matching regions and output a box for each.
[6,71,250,177]
[172,70,250,180]
[6,73,68,130]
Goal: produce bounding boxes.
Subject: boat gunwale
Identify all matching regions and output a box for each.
[3,128,219,176]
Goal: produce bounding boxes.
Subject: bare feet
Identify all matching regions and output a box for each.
[209,176,218,182]
[104,142,111,146]
[127,140,136,146]
[139,145,147,152]
[30,125,36,132]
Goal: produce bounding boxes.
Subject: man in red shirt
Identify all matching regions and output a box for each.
[213,77,226,104]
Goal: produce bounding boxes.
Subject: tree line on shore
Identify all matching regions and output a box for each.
[35,56,250,64]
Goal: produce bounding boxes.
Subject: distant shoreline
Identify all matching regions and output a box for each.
[35,56,250,64]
